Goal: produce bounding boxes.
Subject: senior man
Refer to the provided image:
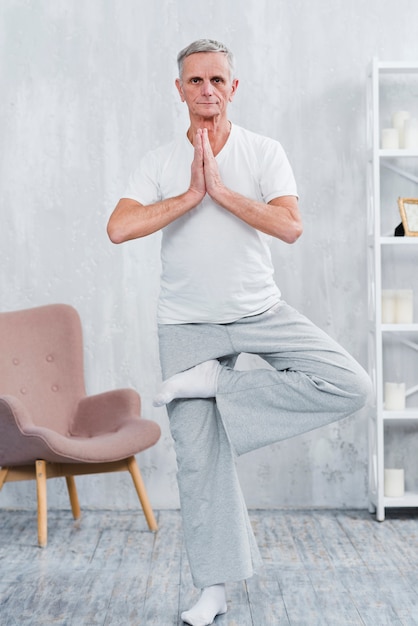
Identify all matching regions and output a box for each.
[107,39,371,626]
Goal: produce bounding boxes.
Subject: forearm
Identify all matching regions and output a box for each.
[210,186,303,243]
[199,129,302,243]
[107,189,202,243]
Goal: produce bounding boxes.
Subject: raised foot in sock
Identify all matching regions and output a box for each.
[153,360,220,407]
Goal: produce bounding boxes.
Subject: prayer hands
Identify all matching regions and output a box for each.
[189,128,224,202]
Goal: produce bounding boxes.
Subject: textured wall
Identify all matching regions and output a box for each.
[1,0,417,510]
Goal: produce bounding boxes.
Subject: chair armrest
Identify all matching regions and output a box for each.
[0,395,34,431]
[71,389,142,437]
[0,395,36,465]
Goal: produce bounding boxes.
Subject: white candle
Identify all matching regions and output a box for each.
[381,128,399,149]
[384,468,405,497]
[395,289,413,324]
[384,382,406,410]
[381,290,396,323]
[392,111,411,148]
[404,118,418,150]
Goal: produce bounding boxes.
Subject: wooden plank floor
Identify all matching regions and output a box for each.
[1,508,418,625]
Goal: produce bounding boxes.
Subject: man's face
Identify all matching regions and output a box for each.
[176,52,238,120]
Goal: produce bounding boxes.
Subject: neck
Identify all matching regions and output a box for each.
[187,118,232,154]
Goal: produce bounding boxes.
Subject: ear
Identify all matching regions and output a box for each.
[229,78,239,102]
[175,78,185,102]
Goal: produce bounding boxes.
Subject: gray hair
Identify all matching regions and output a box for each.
[177,39,235,80]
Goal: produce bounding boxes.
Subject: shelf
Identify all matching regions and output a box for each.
[370,491,418,509]
[367,236,418,246]
[379,150,418,158]
[380,237,418,245]
[382,324,418,332]
[367,323,418,335]
[383,408,418,421]
[377,61,418,73]
[368,58,418,521]
[384,492,418,507]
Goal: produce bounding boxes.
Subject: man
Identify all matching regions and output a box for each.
[107,39,371,626]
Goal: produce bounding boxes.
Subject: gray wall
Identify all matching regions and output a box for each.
[1,0,417,510]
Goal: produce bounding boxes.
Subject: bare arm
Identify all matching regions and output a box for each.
[200,128,302,243]
[209,189,302,243]
[107,137,206,244]
[107,192,199,244]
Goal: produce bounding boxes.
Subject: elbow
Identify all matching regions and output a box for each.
[287,222,303,244]
[107,222,125,245]
[277,221,303,244]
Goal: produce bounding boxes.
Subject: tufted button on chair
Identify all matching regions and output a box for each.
[0,304,161,546]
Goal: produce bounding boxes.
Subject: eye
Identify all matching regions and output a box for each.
[190,78,201,84]
[212,77,224,84]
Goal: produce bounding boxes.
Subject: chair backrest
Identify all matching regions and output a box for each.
[0,304,86,435]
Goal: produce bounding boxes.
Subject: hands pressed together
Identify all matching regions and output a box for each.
[107,125,302,244]
[189,128,225,204]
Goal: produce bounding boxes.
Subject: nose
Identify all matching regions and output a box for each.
[201,80,214,96]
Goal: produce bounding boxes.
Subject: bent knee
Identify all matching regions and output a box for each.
[347,366,373,412]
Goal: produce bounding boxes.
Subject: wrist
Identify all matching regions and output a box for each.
[208,181,228,205]
[184,187,205,207]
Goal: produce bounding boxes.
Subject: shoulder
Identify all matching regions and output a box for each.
[231,125,289,170]
[132,135,190,181]
[232,124,285,153]
[142,134,187,163]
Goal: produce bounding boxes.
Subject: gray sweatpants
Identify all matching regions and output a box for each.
[158,300,371,588]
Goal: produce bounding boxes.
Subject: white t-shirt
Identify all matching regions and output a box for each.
[124,124,298,324]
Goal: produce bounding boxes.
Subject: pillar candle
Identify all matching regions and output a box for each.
[392,111,411,148]
[384,468,405,497]
[381,128,399,149]
[404,118,418,150]
[395,289,413,324]
[381,290,396,323]
[384,382,406,410]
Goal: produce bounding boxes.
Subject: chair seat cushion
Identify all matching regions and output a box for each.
[1,388,161,466]
[2,416,161,465]
[28,418,161,463]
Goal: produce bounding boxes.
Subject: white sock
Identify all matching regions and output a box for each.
[153,360,220,407]
[181,584,227,626]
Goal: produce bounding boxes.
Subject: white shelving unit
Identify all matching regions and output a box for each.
[367,58,418,521]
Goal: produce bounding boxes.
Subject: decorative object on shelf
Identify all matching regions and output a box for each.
[384,382,406,410]
[398,197,418,236]
[404,118,418,149]
[381,127,399,149]
[395,289,414,323]
[381,289,414,323]
[392,111,411,148]
[382,289,397,323]
[394,222,405,236]
[384,468,405,497]
[381,111,418,150]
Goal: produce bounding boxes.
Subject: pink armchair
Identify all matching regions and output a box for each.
[0,304,161,546]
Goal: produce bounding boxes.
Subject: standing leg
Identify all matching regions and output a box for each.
[157,324,263,590]
[167,395,262,588]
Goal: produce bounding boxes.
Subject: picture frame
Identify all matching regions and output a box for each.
[398,197,418,236]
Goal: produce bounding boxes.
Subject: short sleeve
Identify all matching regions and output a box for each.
[259,138,298,203]
[122,151,162,205]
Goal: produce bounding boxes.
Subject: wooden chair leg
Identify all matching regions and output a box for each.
[35,460,47,548]
[0,467,8,490]
[127,456,158,532]
[65,476,81,520]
